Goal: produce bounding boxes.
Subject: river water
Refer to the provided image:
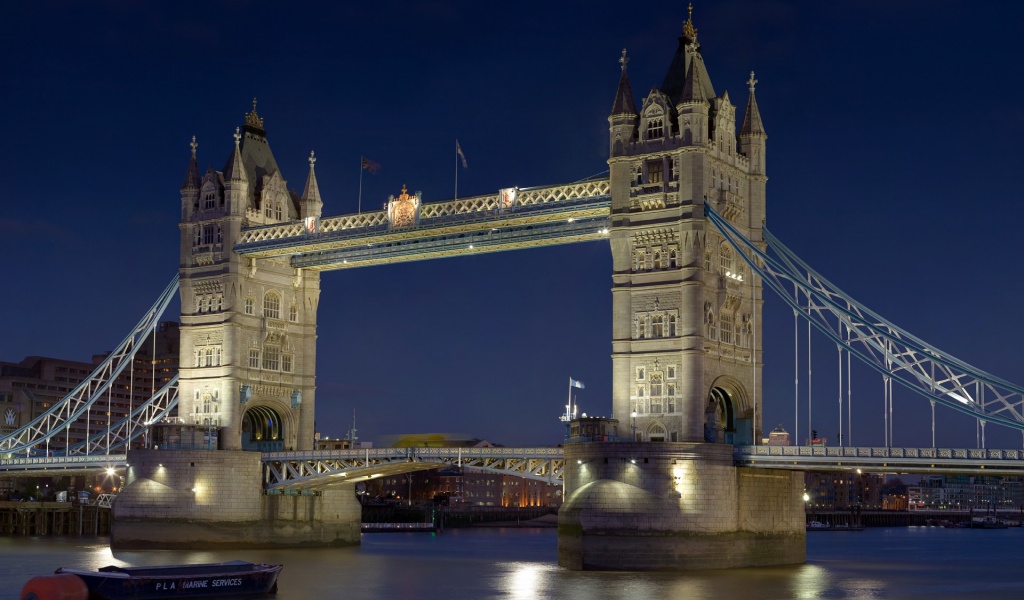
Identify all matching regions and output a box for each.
[2,526,1022,599]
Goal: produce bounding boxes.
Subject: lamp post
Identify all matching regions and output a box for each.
[631,411,637,441]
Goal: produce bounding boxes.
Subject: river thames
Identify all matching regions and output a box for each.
[3,526,1022,599]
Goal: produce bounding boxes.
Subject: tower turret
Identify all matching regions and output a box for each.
[739,71,767,175]
[300,151,323,220]
[180,136,201,221]
[223,127,249,217]
[609,48,638,158]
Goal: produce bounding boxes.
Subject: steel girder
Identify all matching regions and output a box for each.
[0,454,127,474]
[705,205,1024,434]
[735,445,1024,476]
[261,447,566,490]
[0,276,180,456]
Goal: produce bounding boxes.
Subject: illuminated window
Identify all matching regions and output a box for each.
[244,297,254,315]
[264,293,280,319]
[248,349,260,369]
[647,160,663,184]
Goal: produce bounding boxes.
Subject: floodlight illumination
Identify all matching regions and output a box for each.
[105,468,115,476]
[567,218,575,223]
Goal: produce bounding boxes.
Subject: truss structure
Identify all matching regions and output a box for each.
[235,179,611,270]
[64,375,179,456]
[706,205,1024,434]
[262,447,566,490]
[0,276,179,456]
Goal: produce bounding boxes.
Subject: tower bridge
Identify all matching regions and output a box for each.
[5,7,1024,570]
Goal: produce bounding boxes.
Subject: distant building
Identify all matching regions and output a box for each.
[907,475,1024,511]
[804,471,885,510]
[365,468,562,508]
[767,425,791,446]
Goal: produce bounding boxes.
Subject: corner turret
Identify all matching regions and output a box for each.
[300,151,323,220]
[609,49,638,157]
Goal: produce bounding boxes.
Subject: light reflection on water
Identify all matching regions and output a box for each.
[2,527,1024,599]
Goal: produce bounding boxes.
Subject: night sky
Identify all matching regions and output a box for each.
[2,2,1022,450]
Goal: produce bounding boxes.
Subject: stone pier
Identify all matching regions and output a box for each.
[558,442,805,570]
[111,449,360,549]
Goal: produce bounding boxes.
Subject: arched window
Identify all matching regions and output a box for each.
[274,203,283,220]
[720,312,734,344]
[720,245,733,274]
[650,374,663,397]
[204,348,214,367]
[652,315,664,338]
[704,250,712,271]
[264,293,280,319]
[646,117,664,140]
[653,251,662,269]
[668,313,677,337]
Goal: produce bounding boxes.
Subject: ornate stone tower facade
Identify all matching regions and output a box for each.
[177,103,322,451]
[608,11,766,445]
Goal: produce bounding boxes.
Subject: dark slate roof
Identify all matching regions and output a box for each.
[610,65,637,116]
[181,154,200,190]
[679,54,707,104]
[740,90,766,136]
[661,37,716,105]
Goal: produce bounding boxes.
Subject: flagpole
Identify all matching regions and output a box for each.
[358,155,364,214]
[454,140,459,200]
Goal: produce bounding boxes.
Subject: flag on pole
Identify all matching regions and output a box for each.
[361,157,380,173]
[456,140,468,168]
[570,378,585,390]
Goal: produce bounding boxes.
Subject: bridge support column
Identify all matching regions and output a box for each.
[111,449,360,549]
[558,442,805,570]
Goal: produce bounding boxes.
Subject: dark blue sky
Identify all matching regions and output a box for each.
[2,1,1022,449]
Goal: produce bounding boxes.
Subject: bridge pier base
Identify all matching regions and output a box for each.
[558,442,805,570]
[110,449,360,549]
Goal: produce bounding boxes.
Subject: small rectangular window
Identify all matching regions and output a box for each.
[248,349,260,369]
[647,160,663,184]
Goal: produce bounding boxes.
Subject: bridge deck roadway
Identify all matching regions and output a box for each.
[4,446,1024,481]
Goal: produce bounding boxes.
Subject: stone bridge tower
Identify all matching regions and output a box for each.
[559,11,803,572]
[177,103,321,451]
[608,10,766,445]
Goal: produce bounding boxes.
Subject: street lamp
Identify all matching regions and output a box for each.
[631,411,637,441]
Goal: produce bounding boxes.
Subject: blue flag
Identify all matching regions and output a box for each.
[570,378,585,390]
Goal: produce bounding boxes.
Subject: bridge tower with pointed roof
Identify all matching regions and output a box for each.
[176,101,322,452]
[559,8,805,571]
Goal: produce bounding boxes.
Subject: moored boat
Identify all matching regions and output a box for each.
[51,560,282,599]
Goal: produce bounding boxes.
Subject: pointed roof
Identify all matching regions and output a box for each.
[223,127,248,183]
[610,49,637,116]
[301,151,322,205]
[661,8,716,105]
[679,50,707,104]
[181,135,201,190]
[740,71,766,136]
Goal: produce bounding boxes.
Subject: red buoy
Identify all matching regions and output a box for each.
[20,574,88,600]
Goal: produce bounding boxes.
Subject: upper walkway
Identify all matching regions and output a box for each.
[234,179,611,270]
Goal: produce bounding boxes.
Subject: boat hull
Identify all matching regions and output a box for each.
[55,560,281,599]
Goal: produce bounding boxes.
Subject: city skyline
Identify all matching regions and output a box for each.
[2,2,1022,448]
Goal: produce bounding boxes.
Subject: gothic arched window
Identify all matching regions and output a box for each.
[264,292,281,319]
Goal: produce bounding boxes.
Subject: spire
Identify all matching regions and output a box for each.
[181,135,200,190]
[224,126,247,182]
[740,71,766,136]
[661,5,716,105]
[610,48,637,116]
[679,42,707,105]
[301,150,322,205]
